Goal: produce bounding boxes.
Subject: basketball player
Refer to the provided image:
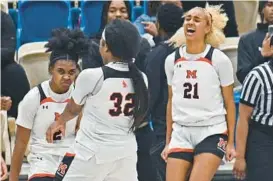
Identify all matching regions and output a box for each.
[46,19,149,181]
[162,5,236,181]
[9,28,88,181]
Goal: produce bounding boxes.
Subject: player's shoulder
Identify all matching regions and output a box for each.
[79,67,104,81]
[20,81,45,107]
[211,47,231,65]
[165,48,177,65]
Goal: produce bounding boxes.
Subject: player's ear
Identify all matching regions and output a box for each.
[105,43,110,52]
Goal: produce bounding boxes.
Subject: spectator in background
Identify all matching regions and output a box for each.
[145,4,184,181]
[182,1,239,37]
[1,10,30,118]
[135,0,182,46]
[82,0,151,73]
[237,0,273,84]
[81,1,155,181]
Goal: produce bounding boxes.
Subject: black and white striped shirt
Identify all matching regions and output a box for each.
[240,61,273,126]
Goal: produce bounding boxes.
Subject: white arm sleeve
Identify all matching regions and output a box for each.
[72,68,104,105]
[165,53,175,86]
[16,88,40,129]
[212,49,234,87]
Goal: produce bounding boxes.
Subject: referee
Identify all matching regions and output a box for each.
[233,50,273,181]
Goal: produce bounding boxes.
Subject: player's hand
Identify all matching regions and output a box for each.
[225,142,236,162]
[233,158,246,180]
[1,156,8,180]
[142,22,158,37]
[0,96,12,111]
[261,33,273,57]
[46,120,66,143]
[161,144,169,162]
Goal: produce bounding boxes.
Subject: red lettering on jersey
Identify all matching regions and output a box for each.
[57,162,68,176]
[122,80,127,88]
[54,112,61,121]
[186,70,197,79]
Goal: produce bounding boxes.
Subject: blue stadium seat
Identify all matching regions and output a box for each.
[80,1,105,37]
[129,0,148,22]
[17,0,72,49]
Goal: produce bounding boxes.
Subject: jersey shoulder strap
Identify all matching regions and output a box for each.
[204,46,215,61]
[174,47,182,63]
[102,65,131,80]
[37,84,47,103]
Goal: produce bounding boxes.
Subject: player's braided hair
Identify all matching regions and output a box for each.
[167,4,228,48]
[45,28,89,69]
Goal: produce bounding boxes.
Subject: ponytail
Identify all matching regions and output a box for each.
[128,61,149,130]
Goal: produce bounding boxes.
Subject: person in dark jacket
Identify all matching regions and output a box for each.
[1,10,30,118]
[82,0,151,73]
[81,2,155,181]
[145,4,184,181]
[236,0,273,84]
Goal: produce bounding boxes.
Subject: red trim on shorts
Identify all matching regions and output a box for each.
[196,57,212,65]
[28,173,55,180]
[168,148,194,154]
[65,152,76,157]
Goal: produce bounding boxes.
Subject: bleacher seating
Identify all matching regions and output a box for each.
[16,0,72,49]
[0,0,8,13]
[18,41,50,88]
[80,0,105,37]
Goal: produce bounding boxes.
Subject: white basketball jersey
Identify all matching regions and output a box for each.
[165,45,233,126]
[73,62,148,163]
[16,80,77,156]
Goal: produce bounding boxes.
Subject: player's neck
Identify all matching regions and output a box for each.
[186,40,206,54]
[108,56,122,63]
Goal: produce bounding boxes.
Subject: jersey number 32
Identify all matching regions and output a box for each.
[109,93,135,116]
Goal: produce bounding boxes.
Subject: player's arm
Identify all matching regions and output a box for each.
[235,72,260,160]
[221,84,236,144]
[57,98,82,125]
[47,69,103,143]
[166,85,173,145]
[9,126,31,181]
[57,69,101,125]
[215,50,236,145]
[10,89,39,181]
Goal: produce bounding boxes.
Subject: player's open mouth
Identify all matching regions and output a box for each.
[186,27,196,36]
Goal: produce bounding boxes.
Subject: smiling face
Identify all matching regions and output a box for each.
[49,60,77,93]
[183,7,211,42]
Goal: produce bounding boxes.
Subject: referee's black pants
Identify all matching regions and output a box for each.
[135,124,157,181]
[246,124,273,181]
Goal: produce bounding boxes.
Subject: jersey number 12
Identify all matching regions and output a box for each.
[183,82,199,99]
[109,93,135,116]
